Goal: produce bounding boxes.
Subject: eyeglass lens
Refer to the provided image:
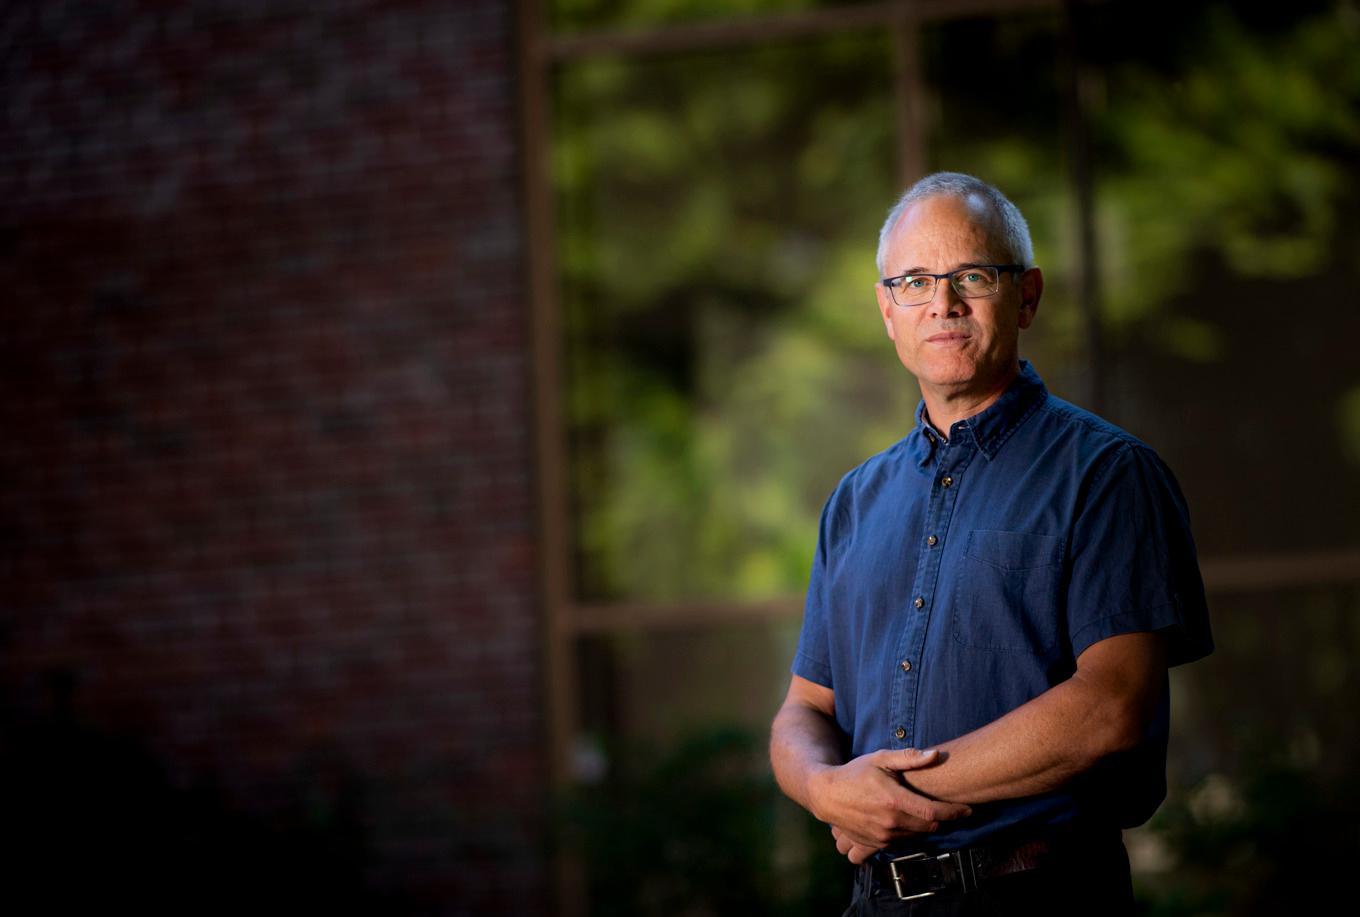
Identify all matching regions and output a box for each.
[892,266,999,306]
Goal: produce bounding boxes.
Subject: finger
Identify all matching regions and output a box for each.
[835,823,886,848]
[883,800,968,833]
[935,800,973,820]
[898,793,971,822]
[921,798,973,822]
[839,840,872,864]
[893,800,971,828]
[876,747,939,771]
[885,812,939,835]
[848,843,879,865]
[891,786,972,822]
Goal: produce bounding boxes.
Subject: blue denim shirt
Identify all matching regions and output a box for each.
[792,361,1213,853]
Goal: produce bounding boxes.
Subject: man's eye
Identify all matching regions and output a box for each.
[904,276,930,289]
[959,271,984,283]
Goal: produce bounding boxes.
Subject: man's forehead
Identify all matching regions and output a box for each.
[886,193,1005,264]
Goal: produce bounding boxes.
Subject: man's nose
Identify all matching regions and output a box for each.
[927,279,966,317]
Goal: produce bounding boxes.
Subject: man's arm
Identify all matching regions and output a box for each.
[769,675,972,851]
[885,630,1168,805]
[774,619,1169,870]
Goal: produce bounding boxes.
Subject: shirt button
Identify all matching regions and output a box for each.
[940,475,954,488]
[895,726,906,740]
[926,535,938,546]
[900,660,912,672]
[913,597,925,609]
[925,431,936,444]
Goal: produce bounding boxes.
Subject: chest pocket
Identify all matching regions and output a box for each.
[952,529,1065,654]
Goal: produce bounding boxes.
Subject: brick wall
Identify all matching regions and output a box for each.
[0,1,546,912]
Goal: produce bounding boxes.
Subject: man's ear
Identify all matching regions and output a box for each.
[1017,267,1043,329]
[875,282,897,341]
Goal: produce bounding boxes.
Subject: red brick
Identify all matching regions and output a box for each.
[3,0,545,911]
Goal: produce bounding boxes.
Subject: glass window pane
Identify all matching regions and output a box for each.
[1083,0,1360,556]
[919,10,1080,392]
[555,34,904,603]
[1130,581,1360,908]
[576,617,800,744]
[569,620,851,915]
[550,0,867,35]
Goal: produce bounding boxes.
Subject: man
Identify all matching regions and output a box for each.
[769,172,1213,914]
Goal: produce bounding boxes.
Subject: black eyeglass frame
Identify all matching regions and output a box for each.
[879,263,1026,307]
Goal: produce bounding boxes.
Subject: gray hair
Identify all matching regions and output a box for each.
[875,172,1035,275]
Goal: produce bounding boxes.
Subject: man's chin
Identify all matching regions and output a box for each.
[914,360,980,390]
[913,355,1022,395]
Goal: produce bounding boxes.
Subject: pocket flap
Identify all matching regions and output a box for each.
[963,529,1064,572]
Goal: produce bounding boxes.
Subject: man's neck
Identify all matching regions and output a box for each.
[920,367,1019,439]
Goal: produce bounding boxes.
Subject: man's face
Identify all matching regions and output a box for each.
[875,193,1041,399]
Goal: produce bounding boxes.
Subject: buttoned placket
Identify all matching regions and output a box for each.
[887,425,978,748]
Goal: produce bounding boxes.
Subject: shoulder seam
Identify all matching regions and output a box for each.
[1034,399,1156,451]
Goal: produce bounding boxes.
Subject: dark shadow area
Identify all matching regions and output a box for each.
[1144,746,1360,915]
[0,671,401,915]
[558,726,850,917]
[555,721,1360,917]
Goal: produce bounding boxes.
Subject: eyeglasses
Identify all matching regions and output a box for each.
[879,264,1025,307]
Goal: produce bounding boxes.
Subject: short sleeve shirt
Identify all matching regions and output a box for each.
[792,361,1213,853]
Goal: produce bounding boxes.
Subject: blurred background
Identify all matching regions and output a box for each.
[3,0,1358,914]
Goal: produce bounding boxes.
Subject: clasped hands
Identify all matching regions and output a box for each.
[807,747,970,865]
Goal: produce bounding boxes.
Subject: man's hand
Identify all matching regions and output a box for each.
[808,747,971,854]
[770,675,970,866]
[831,825,881,865]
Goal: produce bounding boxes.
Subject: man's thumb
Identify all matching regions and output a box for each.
[882,747,939,770]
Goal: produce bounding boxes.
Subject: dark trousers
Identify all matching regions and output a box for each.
[842,835,1134,916]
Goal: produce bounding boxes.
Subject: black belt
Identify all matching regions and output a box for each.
[865,832,1084,901]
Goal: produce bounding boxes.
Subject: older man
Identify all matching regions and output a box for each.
[769,173,1213,914]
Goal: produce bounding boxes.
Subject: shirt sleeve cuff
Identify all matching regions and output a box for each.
[1070,599,1214,667]
[792,652,833,688]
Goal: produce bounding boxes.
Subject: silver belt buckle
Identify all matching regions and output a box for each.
[887,852,940,901]
[888,849,977,900]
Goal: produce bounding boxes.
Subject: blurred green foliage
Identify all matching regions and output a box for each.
[1096,4,1360,333]
[1141,748,1360,915]
[557,727,849,917]
[556,31,910,602]
[554,0,1360,603]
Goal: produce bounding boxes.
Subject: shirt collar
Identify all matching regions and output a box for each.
[912,360,1049,464]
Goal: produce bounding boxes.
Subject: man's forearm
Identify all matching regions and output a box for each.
[771,683,973,846]
[769,699,843,818]
[906,632,1167,805]
[905,673,1129,803]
